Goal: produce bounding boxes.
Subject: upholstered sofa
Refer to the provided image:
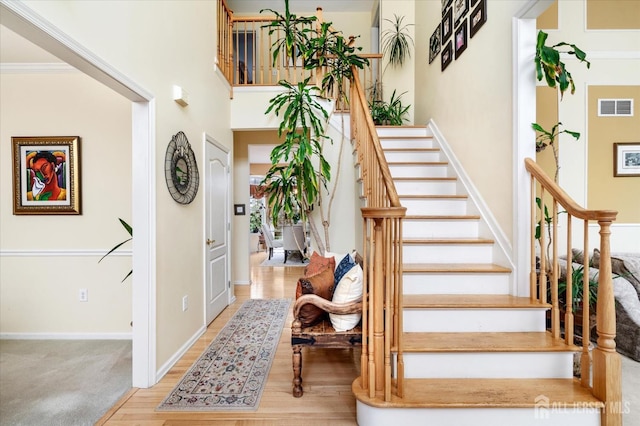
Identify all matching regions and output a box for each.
[561,249,640,362]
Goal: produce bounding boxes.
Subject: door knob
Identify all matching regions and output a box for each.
[207,239,215,245]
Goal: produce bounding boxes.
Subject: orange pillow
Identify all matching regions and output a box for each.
[296,266,336,327]
[304,251,335,278]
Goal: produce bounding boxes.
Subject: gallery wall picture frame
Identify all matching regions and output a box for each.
[442,0,453,15]
[429,24,442,64]
[234,204,246,215]
[442,8,453,42]
[455,19,468,59]
[470,0,480,7]
[614,143,640,177]
[453,0,469,27]
[470,0,487,38]
[441,40,453,71]
[12,136,81,215]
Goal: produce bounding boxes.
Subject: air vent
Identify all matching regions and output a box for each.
[598,99,634,117]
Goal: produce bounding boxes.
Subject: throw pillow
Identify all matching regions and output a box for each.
[297,266,336,327]
[334,254,356,287]
[330,264,363,332]
[304,251,336,278]
[324,250,349,271]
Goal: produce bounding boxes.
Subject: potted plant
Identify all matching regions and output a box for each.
[381,14,414,70]
[532,30,590,183]
[369,89,410,126]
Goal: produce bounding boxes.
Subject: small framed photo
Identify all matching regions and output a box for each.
[234,204,246,215]
[614,143,640,177]
[455,20,468,59]
[453,0,469,27]
[12,136,81,215]
[470,0,487,38]
[429,24,442,64]
[442,0,453,15]
[442,8,453,42]
[441,40,453,71]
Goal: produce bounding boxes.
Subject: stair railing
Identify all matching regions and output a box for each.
[525,158,621,425]
[217,2,382,107]
[351,66,406,401]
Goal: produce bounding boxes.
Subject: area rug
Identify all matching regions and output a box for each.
[260,250,307,267]
[157,298,291,411]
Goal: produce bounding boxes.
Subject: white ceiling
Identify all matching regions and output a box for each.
[226,0,377,14]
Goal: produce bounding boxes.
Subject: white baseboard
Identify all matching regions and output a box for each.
[235,280,251,285]
[0,332,132,340]
[156,325,206,382]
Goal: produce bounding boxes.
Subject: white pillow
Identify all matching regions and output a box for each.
[330,264,363,332]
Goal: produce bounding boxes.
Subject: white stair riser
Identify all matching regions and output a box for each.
[401,198,468,215]
[403,273,510,295]
[402,353,574,379]
[389,164,449,177]
[403,219,479,238]
[377,127,430,137]
[384,151,442,162]
[403,244,493,264]
[380,138,434,149]
[403,309,547,332]
[395,181,457,196]
[356,403,601,426]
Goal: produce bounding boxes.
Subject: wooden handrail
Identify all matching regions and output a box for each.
[525,157,621,425]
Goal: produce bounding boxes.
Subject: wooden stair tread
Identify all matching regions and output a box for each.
[404,215,480,220]
[403,294,550,309]
[403,237,494,244]
[352,378,603,409]
[403,263,511,273]
[401,332,579,352]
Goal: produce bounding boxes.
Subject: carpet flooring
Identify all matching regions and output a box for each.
[0,339,131,426]
[157,298,291,411]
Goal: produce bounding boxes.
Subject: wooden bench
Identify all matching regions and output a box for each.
[291,294,362,397]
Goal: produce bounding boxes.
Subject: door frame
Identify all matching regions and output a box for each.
[1,0,157,388]
[203,133,234,327]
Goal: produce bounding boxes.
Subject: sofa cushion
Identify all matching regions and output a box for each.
[296,266,336,327]
[330,264,363,332]
[593,249,640,298]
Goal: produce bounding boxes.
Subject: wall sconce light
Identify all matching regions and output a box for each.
[172,85,189,107]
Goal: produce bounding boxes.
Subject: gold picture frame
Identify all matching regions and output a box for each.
[12,136,81,215]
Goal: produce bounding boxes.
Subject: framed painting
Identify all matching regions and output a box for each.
[455,19,468,59]
[441,40,453,71]
[453,0,469,27]
[442,8,453,42]
[429,24,442,64]
[614,143,640,177]
[442,0,453,15]
[12,136,81,215]
[470,0,487,38]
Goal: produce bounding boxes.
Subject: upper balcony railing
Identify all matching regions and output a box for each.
[218,0,382,109]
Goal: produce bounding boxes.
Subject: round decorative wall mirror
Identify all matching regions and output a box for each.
[164,131,199,204]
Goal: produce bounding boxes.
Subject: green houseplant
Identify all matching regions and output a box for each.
[532,30,590,183]
[260,1,368,254]
[369,89,410,126]
[381,14,414,70]
[99,218,132,282]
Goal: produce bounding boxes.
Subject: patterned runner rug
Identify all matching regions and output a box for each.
[157,298,291,411]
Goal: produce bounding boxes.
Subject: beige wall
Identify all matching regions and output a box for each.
[587,0,640,30]
[536,86,560,180]
[588,86,640,223]
[414,0,528,243]
[0,72,132,335]
[21,0,233,370]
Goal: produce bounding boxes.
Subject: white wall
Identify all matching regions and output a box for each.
[19,0,233,371]
[0,72,132,336]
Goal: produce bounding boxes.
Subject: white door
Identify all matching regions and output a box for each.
[205,136,230,325]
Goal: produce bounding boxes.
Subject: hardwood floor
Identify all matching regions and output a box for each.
[100,250,360,425]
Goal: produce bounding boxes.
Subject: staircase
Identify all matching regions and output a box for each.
[352,126,604,425]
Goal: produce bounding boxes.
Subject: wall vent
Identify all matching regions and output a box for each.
[598,99,634,117]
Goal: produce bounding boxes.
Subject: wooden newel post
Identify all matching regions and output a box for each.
[372,218,385,393]
[592,219,622,426]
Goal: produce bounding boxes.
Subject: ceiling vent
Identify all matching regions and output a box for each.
[598,99,634,117]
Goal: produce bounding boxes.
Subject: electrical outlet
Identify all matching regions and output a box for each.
[79,288,88,302]
[182,295,188,312]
